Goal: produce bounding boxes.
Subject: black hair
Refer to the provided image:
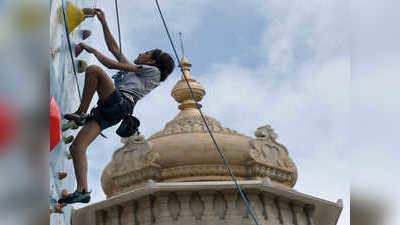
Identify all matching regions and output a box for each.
[151,49,175,82]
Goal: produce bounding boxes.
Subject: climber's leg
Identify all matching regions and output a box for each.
[69,120,101,193]
[77,65,115,114]
[64,65,115,124]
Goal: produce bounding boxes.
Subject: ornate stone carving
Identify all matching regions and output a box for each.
[255,125,278,139]
[148,115,245,140]
[248,125,298,187]
[190,192,204,220]
[236,194,249,219]
[140,151,161,168]
[213,192,227,220]
[168,193,181,221]
[200,191,216,221]
[136,196,152,225]
[120,201,136,225]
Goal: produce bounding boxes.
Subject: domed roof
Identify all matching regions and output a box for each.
[101,57,298,198]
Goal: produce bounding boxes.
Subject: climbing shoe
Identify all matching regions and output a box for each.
[64,112,87,126]
[58,189,91,204]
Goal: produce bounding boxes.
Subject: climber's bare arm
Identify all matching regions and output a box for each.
[94,8,131,65]
[79,43,140,72]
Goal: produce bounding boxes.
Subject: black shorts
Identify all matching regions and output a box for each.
[87,90,135,130]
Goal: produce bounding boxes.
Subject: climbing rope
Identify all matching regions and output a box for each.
[60,0,107,138]
[114,0,123,62]
[61,0,82,100]
[154,1,260,225]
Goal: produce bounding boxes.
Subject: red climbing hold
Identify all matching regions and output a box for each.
[74,44,83,57]
[79,30,92,40]
[50,96,61,152]
[0,98,18,155]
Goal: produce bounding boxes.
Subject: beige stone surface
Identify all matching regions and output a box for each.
[72,180,342,225]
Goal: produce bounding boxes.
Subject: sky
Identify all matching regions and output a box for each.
[71,0,399,224]
[73,0,351,224]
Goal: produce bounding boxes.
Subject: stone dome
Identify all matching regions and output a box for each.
[101,57,298,198]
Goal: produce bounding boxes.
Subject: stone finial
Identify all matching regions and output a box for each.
[255,125,278,140]
[171,56,206,111]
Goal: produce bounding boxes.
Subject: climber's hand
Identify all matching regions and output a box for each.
[78,43,94,53]
[94,8,106,24]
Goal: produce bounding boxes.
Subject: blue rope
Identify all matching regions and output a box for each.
[114,0,123,62]
[154,1,260,225]
[61,0,82,100]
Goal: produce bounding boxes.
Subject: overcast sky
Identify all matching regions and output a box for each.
[72,1,399,224]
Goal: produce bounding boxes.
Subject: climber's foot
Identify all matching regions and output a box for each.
[64,111,87,126]
[58,189,91,204]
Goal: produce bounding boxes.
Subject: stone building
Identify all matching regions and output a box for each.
[72,56,343,225]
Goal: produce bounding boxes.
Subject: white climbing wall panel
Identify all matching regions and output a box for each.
[50,0,94,224]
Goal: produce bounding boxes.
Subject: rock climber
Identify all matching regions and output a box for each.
[58,8,175,204]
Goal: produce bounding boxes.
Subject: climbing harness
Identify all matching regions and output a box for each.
[60,0,107,138]
[154,1,260,225]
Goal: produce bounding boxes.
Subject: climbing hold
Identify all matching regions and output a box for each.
[79,30,92,40]
[0,98,18,155]
[58,2,95,34]
[67,153,73,160]
[58,172,67,180]
[49,209,53,215]
[50,47,61,58]
[54,204,64,213]
[74,44,83,57]
[50,96,61,152]
[63,135,74,144]
[50,198,57,204]
[62,189,69,198]
[62,121,79,132]
[75,60,88,73]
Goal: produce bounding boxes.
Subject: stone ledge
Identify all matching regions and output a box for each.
[74,180,342,225]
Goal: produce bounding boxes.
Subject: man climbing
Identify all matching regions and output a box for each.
[58,8,175,204]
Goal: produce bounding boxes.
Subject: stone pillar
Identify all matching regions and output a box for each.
[120,201,137,225]
[108,206,121,225]
[213,192,227,220]
[136,196,153,225]
[176,191,194,223]
[199,191,217,223]
[190,192,205,221]
[95,210,107,225]
[260,192,280,224]
[246,191,266,224]
[277,199,294,225]
[235,193,250,225]
[304,205,316,225]
[167,192,181,221]
[292,204,307,225]
[222,190,241,224]
[153,192,173,225]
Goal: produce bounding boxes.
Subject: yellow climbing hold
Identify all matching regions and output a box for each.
[76,60,88,73]
[63,135,74,144]
[58,2,95,34]
[62,121,79,132]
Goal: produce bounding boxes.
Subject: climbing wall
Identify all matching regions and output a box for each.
[50,0,94,224]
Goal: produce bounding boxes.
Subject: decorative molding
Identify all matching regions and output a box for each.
[104,163,297,197]
[190,192,204,220]
[148,115,245,140]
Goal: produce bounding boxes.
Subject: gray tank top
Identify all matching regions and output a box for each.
[112,65,161,103]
